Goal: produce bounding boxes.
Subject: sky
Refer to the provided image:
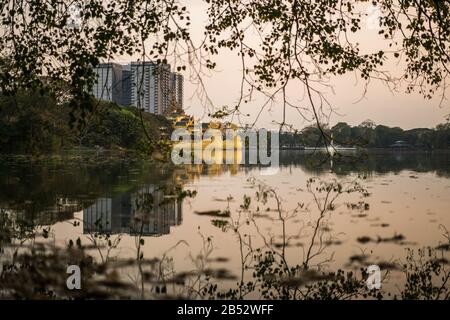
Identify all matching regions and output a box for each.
[120,1,449,130]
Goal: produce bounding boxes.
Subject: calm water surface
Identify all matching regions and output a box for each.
[1,150,450,296]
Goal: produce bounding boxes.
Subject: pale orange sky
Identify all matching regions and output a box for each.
[119,1,449,130]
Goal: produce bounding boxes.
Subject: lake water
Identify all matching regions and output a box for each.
[1,150,450,298]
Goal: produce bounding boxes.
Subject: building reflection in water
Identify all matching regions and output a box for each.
[83,185,182,237]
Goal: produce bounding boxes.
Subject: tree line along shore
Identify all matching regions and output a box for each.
[1,90,449,155]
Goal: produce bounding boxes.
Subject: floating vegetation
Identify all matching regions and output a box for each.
[194,210,230,217]
[319,225,333,232]
[347,251,399,270]
[211,219,229,230]
[378,233,406,243]
[203,268,237,280]
[163,271,198,285]
[251,213,272,219]
[272,242,304,249]
[370,223,390,228]
[278,270,336,287]
[352,213,368,218]
[347,201,370,211]
[212,196,234,202]
[432,258,449,265]
[375,261,399,271]
[348,254,370,264]
[357,233,406,244]
[206,257,230,263]
[356,236,372,244]
[324,239,343,246]
[436,244,450,251]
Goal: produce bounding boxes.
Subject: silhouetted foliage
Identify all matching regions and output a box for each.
[280,121,450,148]
[0,90,171,154]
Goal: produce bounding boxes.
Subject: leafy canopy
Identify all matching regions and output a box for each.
[1,0,449,125]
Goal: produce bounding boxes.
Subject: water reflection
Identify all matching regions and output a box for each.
[1,151,450,299]
[83,186,182,236]
[0,150,449,233]
[276,150,450,177]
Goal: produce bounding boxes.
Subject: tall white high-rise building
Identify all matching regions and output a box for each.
[130,61,156,113]
[130,61,172,114]
[91,63,124,104]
